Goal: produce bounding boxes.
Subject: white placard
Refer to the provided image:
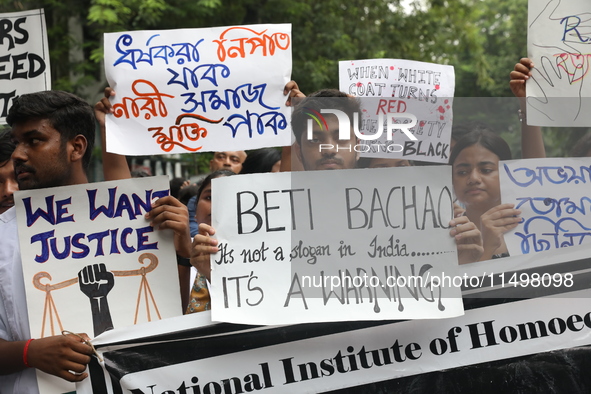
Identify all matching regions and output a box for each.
[0,9,50,123]
[15,176,182,342]
[527,0,591,126]
[210,167,464,324]
[104,24,292,155]
[339,58,454,163]
[500,157,591,256]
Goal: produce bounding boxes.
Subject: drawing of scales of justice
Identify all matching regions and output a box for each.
[30,253,162,337]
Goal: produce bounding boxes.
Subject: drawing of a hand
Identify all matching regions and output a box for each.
[78,263,114,299]
[527,54,587,123]
[527,0,591,124]
[78,263,114,336]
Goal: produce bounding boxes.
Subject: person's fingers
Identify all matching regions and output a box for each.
[513,62,532,75]
[284,80,299,94]
[58,369,89,382]
[151,195,183,209]
[519,57,533,69]
[455,228,482,242]
[197,223,216,236]
[485,208,521,221]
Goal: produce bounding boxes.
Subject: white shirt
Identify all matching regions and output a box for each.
[0,207,39,393]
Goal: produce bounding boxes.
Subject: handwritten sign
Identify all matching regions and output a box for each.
[14,176,182,341]
[338,59,454,163]
[210,167,463,325]
[0,9,50,123]
[104,24,292,155]
[500,157,591,255]
[527,0,591,127]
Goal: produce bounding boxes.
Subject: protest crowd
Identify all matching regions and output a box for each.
[2,5,591,394]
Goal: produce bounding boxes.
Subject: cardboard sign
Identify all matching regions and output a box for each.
[15,176,182,342]
[0,9,50,123]
[104,24,292,155]
[500,157,591,255]
[338,59,454,162]
[210,167,464,324]
[527,0,591,126]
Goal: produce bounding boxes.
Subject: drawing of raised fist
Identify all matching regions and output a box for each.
[78,263,114,299]
[78,263,115,336]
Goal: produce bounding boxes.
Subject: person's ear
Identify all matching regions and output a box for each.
[69,135,88,164]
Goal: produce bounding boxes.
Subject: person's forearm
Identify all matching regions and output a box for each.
[519,101,546,159]
[0,339,28,374]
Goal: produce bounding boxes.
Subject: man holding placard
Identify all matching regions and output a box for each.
[0,91,96,391]
[0,90,192,393]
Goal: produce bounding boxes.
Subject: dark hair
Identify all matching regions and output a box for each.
[0,128,15,165]
[449,128,512,166]
[451,121,481,143]
[178,184,199,206]
[130,170,150,178]
[571,132,591,157]
[170,177,187,199]
[240,148,281,174]
[291,89,362,144]
[6,90,96,171]
[194,169,236,212]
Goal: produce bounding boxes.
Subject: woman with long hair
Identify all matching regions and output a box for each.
[449,128,521,261]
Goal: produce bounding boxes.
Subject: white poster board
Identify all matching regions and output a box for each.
[0,9,50,123]
[338,59,454,163]
[104,24,292,155]
[15,176,182,341]
[210,167,464,325]
[527,0,591,126]
[500,157,591,256]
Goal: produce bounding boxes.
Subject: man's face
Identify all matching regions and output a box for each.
[295,116,359,171]
[0,160,17,214]
[210,151,247,173]
[11,118,72,190]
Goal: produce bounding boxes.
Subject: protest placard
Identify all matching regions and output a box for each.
[14,176,182,341]
[210,167,464,325]
[77,243,591,394]
[0,9,50,123]
[338,59,454,163]
[103,24,292,155]
[500,157,591,256]
[527,0,591,127]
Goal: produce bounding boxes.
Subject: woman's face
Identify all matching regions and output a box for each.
[195,182,213,226]
[452,144,501,208]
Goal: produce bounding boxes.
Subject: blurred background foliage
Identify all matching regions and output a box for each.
[0,0,586,174]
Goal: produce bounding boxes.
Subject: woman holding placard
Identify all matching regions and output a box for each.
[186,170,235,313]
[449,129,521,261]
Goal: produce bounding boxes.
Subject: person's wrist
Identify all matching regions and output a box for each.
[23,338,35,368]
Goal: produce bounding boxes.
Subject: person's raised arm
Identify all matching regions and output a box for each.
[281,81,306,172]
[94,87,132,180]
[190,223,218,282]
[510,58,546,159]
[145,195,193,309]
